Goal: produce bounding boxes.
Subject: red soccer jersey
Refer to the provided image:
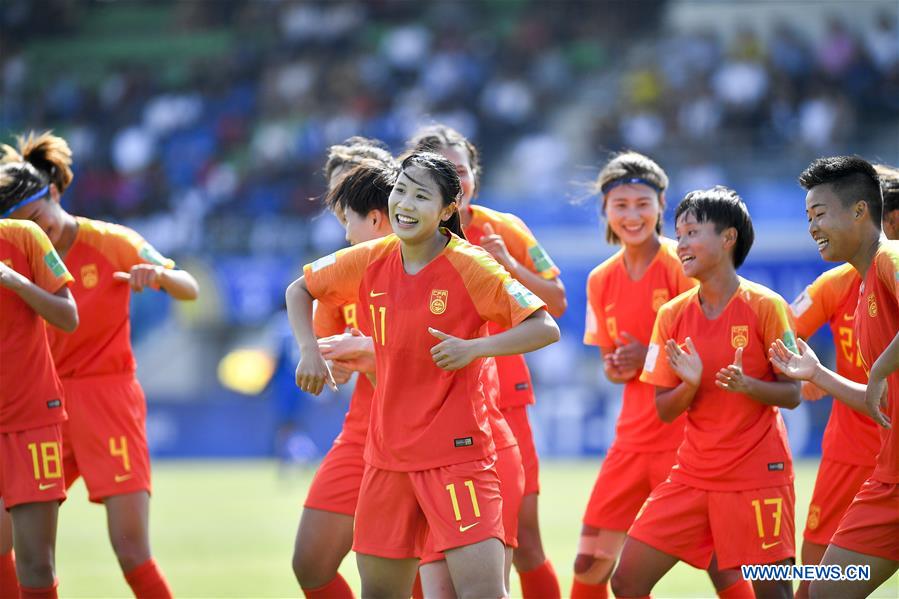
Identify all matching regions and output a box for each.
[313,300,373,446]
[46,217,174,379]
[0,220,72,432]
[584,238,696,452]
[640,278,797,491]
[303,232,544,471]
[790,264,880,467]
[856,241,899,484]
[464,204,561,408]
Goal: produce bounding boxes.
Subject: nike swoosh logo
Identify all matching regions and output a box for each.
[762,541,781,550]
[459,522,480,532]
[843,313,855,321]
[606,304,615,312]
[369,290,387,297]
[115,474,134,483]
[38,482,57,491]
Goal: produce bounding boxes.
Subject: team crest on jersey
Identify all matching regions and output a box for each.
[651,288,669,312]
[81,263,98,289]
[430,289,448,315]
[867,293,877,317]
[731,325,749,349]
[807,504,821,530]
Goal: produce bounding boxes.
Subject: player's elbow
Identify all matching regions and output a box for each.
[781,381,802,409]
[59,303,79,333]
[654,399,679,423]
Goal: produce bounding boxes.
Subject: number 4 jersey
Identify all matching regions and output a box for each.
[303,232,546,472]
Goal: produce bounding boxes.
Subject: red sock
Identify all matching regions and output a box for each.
[518,559,561,599]
[717,578,755,599]
[18,579,58,599]
[124,559,172,599]
[303,573,355,599]
[411,571,424,599]
[0,551,18,599]
[570,578,609,599]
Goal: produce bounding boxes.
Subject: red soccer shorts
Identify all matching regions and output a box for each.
[303,439,365,516]
[61,374,151,503]
[830,478,899,562]
[628,479,796,570]
[502,405,540,495]
[419,444,525,564]
[0,424,66,509]
[582,448,677,531]
[804,458,874,546]
[353,457,504,559]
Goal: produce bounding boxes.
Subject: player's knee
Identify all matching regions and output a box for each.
[109,535,151,573]
[512,541,546,572]
[13,551,54,587]
[573,553,615,583]
[610,565,642,598]
[457,580,505,599]
[292,546,335,589]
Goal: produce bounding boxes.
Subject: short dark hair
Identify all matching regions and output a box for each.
[798,156,882,225]
[397,150,466,239]
[875,164,899,215]
[324,136,395,183]
[675,186,755,268]
[324,159,397,218]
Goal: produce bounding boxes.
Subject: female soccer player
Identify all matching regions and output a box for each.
[287,151,559,598]
[611,186,801,599]
[316,163,526,599]
[0,172,78,599]
[770,156,898,597]
[2,132,198,599]
[575,153,745,598]
[409,125,565,598]
[788,264,879,599]
[291,142,396,599]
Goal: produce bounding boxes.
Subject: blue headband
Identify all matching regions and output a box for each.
[601,177,662,196]
[0,186,50,218]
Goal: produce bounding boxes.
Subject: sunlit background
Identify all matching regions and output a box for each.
[3,1,899,595]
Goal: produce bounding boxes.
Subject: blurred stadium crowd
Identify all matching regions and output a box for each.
[3,0,898,458]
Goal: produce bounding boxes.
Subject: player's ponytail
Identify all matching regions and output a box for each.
[440,207,465,239]
[15,131,74,194]
[398,151,467,240]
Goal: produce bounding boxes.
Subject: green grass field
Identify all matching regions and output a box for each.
[56,459,898,598]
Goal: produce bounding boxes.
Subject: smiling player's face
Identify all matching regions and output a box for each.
[605,183,662,247]
[675,211,734,280]
[388,166,453,244]
[805,185,858,263]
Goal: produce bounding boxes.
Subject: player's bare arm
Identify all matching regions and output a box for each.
[0,261,77,332]
[769,337,881,423]
[113,265,199,300]
[286,276,337,395]
[429,309,559,371]
[480,223,567,317]
[717,346,800,408]
[866,329,899,429]
[654,337,701,422]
